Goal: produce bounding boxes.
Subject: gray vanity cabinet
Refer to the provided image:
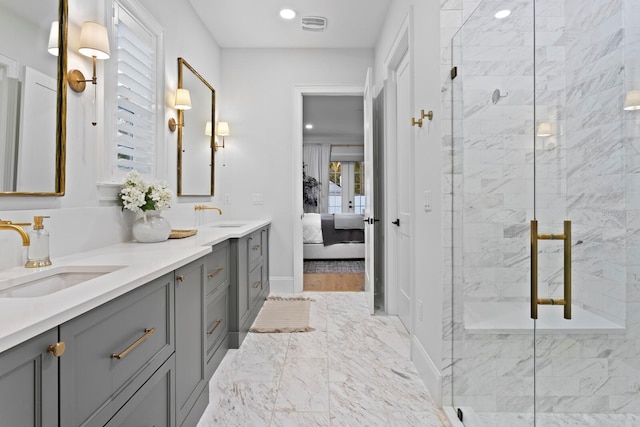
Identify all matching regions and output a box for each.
[205,241,230,380]
[104,354,176,427]
[0,328,58,427]
[229,225,270,348]
[59,273,175,427]
[174,258,208,427]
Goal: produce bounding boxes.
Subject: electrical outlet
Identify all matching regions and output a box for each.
[252,193,263,205]
[418,299,424,321]
[224,193,232,205]
[424,190,432,212]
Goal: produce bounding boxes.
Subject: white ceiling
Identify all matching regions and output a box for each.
[187,0,391,49]
[303,96,364,142]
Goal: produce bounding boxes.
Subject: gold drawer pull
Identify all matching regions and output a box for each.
[176,275,184,282]
[48,342,66,357]
[252,281,261,288]
[207,267,224,278]
[207,319,223,335]
[111,328,156,360]
[253,245,261,250]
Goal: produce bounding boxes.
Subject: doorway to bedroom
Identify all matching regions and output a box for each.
[301,95,366,292]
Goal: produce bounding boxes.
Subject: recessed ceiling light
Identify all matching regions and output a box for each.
[280,9,296,20]
[494,9,511,19]
[305,124,313,129]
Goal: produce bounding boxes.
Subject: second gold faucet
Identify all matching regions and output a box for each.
[194,205,222,215]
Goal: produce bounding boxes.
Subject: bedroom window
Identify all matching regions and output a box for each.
[328,161,365,214]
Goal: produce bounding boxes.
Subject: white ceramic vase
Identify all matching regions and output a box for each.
[132,210,171,243]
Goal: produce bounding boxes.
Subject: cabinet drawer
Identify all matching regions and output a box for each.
[247,230,264,267]
[206,286,228,357]
[205,241,228,296]
[248,261,264,306]
[105,354,175,427]
[60,273,174,427]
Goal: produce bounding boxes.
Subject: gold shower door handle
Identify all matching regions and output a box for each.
[530,220,572,319]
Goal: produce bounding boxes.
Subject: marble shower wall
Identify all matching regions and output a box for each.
[440,0,640,415]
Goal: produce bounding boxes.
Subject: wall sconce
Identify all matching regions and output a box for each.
[168,88,192,132]
[67,21,111,126]
[536,122,553,137]
[214,121,229,151]
[67,22,111,92]
[204,121,212,136]
[48,22,59,56]
[624,90,640,111]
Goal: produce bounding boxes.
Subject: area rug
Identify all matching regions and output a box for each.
[303,259,365,274]
[249,297,315,333]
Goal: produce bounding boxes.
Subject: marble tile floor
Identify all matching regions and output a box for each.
[197,292,451,427]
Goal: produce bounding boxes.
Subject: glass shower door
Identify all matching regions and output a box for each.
[449,1,537,425]
[449,0,637,425]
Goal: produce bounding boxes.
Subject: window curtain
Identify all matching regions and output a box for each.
[303,144,331,213]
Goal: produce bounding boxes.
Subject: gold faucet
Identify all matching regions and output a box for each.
[194,205,222,215]
[0,219,31,246]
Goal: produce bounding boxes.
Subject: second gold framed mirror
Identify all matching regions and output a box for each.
[177,57,215,196]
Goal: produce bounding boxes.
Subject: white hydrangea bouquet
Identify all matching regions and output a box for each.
[118,170,173,213]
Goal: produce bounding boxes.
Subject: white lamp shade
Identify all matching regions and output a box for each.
[78,21,110,60]
[48,22,59,56]
[624,90,640,111]
[217,121,230,136]
[536,122,553,137]
[175,89,192,110]
[205,121,212,136]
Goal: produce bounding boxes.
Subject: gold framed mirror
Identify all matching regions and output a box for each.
[0,0,66,196]
[177,57,215,196]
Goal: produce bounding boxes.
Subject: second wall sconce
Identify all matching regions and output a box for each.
[67,21,111,126]
[214,121,229,151]
[67,21,111,93]
[168,88,192,132]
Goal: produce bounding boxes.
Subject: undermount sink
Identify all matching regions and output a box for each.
[0,265,125,298]
[211,223,245,228]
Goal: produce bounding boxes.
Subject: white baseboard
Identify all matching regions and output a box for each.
[411,335,442,407]
[269,276,294,294]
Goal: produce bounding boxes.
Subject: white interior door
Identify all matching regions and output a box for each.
[395,53,412,331]
[363,68,375,314]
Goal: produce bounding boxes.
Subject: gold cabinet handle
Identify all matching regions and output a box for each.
[207,319,223,335]
[253,245,261,250]
[531,220,571,319]
[411,117,423,127]
[207,267,224,278]
[252,281,261,288]
[111,328,155,360]
[48,342,66,357]
[176,275,184,282]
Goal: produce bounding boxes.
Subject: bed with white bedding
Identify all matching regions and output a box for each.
[302,213,365,259]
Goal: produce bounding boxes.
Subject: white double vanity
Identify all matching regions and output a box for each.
[0,220,271,427]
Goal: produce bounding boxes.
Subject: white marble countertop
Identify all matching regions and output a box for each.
[0,219,271,353]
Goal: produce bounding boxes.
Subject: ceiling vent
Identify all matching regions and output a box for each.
[301,16,327,32]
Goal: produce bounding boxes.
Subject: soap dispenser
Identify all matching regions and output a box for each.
[25,216,52,268]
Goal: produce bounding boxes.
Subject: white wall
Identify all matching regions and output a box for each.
[374,0,444,403]
[0,0,222,270]
[216,48,373,290]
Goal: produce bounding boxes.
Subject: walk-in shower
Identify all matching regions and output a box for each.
[444,0,640,425]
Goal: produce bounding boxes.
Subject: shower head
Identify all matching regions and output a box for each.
[491,89,508,104]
